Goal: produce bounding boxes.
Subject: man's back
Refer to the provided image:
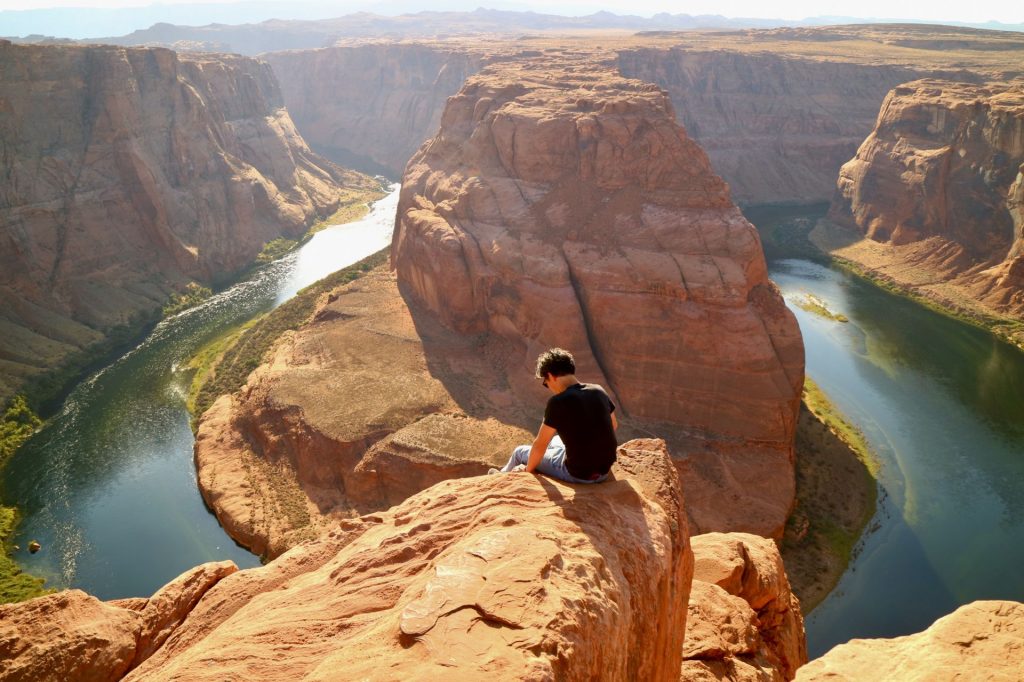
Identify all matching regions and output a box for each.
[543,383,617,479]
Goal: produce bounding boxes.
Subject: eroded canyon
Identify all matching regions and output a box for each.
[3,18,1024,682]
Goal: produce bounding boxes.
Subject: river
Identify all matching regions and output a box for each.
[2,186,400,600]
[745,206,1024,658]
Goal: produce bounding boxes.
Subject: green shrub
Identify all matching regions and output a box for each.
[256,238,299,264]
[163,282,214,317]
[0,396,42,467]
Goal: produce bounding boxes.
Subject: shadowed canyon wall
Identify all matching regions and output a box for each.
[268,42,924,203]
[615,49,935,204]
[0,41,362,403]
[264,44,487,177]
[826,79,1024,320]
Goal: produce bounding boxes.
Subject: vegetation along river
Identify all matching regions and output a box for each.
[2,186,400,600]
[747,205,1024,658]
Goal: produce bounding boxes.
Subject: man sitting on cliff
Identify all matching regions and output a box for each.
[492,348,618,483]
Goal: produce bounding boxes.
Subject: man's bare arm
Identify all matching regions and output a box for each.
[524,423,557,473]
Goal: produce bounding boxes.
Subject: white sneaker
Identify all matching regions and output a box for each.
[487,468,500,475]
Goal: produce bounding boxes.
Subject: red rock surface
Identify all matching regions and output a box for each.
[133,439,695,680]
[0,41,372,402]
[3,441,810,681]
[393,54,804,538]
[827,79,1024,322]
[193,268,536,558]
[686,532,807,680]
[0,561,235,681]
[796,600,1024,681]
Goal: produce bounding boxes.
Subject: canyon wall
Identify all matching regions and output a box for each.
[264,44,487,177]
[824,79,1024,322]
[616,49,949,205]
[393,55,804,537]
[266,42,937,205]
[0,41,367,403]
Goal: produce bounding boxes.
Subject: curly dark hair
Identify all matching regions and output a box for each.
[536,348,576,379]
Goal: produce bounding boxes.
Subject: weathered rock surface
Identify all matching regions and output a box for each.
[393,54,804,538]
[0,41,371,403]
[136,439,696,680]
[797,600,1024,681]
[3,443,816,681]
[685,533,807,680]
[0,561,235,681]
[825,79,1024,326]
[265,43,487,177]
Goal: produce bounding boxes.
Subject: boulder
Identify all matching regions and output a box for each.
[683,533,807,681]
[0,561,235,681]
[797,600,1024,681]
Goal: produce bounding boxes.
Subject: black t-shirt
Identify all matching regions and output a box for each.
[543,383,617,479]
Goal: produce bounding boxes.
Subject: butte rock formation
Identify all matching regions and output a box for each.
[0,41,374,403]
[392,54,804,538]
[822,79,1024,333]
[194,52,806,558]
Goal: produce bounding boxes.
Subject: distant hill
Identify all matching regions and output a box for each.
[5,5,1022,55]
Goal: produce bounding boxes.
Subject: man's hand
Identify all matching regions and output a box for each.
[510,464,528,472]
[525,423,557,473]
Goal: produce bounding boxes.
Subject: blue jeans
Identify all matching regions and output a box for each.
[501,436,609,484]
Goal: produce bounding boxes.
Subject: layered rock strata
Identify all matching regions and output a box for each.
[824,79,1024,325]
[616,50,936,205]
[265,44,487,177]
[797,600,1024,681]
[3,440,698,681]
[393,55,804,537]
[0,41,368,402]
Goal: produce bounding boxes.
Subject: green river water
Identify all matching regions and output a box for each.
[746,205,1024,657]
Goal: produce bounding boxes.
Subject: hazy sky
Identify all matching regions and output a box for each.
[1,0,1021,24]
